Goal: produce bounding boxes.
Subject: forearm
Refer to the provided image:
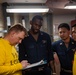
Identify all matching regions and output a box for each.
[0,63,22,74]
[49,60,56,74]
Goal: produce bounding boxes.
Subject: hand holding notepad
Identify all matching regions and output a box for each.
[23,60,47,70]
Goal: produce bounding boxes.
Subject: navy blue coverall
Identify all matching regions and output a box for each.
[52,38,76,75]
[19,31,54,75]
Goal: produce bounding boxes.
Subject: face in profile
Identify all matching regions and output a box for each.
[58,27,70,40]
[31,19,42,34]
[11,31,25,45]
[72,27,76,41]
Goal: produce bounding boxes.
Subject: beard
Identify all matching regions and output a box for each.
[33,31,39,34]
[32,29,40,34]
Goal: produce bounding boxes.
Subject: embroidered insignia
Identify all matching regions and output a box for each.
[42,40,47,43]
[41,33,43,35]
[25,54,27,57]
[72,48,76,52]
[60,43,62,45]
[72,42,74,44]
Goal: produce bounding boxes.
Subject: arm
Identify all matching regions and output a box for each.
[0,60,29,75]
[49,60,56,75]
[0,63,22,74]
[47,35,56,74]
[0,45,29,74]
[52,42,60,65]
[51,42,61,75]
[0,49,22,74]
[19,39,27,62]
[73,52,76,75]
[54,52,60,65]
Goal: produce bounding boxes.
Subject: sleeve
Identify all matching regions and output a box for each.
[0,63,22,74]
[51,42,60,64]
[0,46,22,74]
[47,34,54,61]
[73,52,76,75]
[51,42,57,52]
[19,39,27,62]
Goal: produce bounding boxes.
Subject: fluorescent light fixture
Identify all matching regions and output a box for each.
[64,2,76,9]
[6,16,11,26]
[6,6,49,13]
[0,30,7,33]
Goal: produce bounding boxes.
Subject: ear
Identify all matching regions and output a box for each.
[30,21,32,25]
[10,31,16,37]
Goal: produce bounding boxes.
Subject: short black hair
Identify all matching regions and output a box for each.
[32,15,43,23]
[72,24,76,28]
[58,23,70,30]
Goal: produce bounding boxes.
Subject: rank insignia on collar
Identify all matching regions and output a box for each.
[72,48,76,52]
[41,33,43,35]
[72,42,74,44]
[42,40,47,43]
[60,43,62,45]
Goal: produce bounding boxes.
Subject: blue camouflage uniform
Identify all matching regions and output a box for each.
[52,38,76,75]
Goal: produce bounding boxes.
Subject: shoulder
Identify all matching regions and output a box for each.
[40,31,50,37]
[70,37,76,45]
[70,37,76,42]
[40,31,51,41]
[52,40,62,46]
[0,38,4,45]
[0,39,5,51]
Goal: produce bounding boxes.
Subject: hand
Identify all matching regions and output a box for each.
[21,60,30,68]
[52,73,56,75]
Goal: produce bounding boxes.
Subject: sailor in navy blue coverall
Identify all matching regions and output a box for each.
[19,15,56,75]
[52,23,76,75]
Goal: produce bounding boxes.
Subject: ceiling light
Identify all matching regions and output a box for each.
[64,1,76,9]
[6,6,49,13]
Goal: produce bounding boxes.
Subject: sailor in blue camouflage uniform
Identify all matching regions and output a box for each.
[52,23,76,75]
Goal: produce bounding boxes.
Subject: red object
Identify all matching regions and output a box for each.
[71,20,76,27]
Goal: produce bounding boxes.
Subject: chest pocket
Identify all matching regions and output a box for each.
[58,52,65,55]
[57,46,66,56]
[41,40,47,46]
